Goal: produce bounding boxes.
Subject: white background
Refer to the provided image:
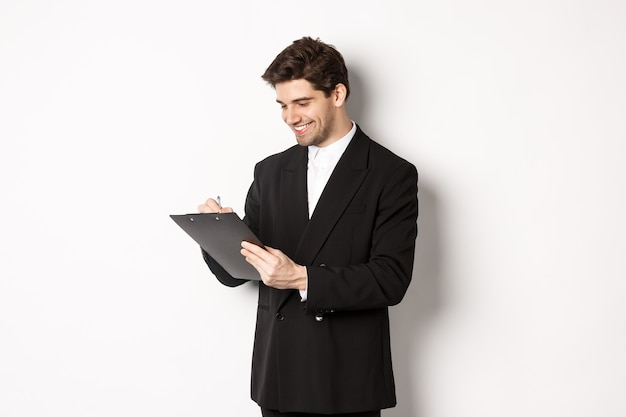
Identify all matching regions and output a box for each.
[1,1,625,416]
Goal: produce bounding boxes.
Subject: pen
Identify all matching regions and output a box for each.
[216,196,222,209]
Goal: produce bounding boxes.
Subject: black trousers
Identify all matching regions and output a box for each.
[261,408,381,417]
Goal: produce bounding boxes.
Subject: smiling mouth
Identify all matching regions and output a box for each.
[294,122,312,134]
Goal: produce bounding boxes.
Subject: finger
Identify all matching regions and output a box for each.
[206,198,222,212]
[241,247,270,276]
[198,198,223,213]
[242,241,269,255]
[243,243,278,270]
[204,198,235,213]
[264,246,283,257]
[197,204,211,213]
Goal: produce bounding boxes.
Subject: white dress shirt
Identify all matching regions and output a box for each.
[300,122,356,301]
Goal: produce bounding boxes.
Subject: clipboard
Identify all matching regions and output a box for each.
[170,212,263,280]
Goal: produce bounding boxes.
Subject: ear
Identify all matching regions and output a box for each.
[332,83,348,107]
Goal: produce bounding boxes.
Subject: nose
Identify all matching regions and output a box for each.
[283,106,301,125]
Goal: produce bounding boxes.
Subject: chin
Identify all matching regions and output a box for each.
[296,138,311,147]
[295,134,313,147]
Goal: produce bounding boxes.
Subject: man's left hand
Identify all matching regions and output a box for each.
[241,241,307,291]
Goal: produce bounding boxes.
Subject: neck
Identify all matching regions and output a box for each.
[335,114,354,138]
[317,112,353,148]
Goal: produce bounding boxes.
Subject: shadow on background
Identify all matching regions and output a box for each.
[348,66,444,417]
[388,184,442,417]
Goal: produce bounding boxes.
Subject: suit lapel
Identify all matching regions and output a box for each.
[294,130,370,265]
[278,146,309,257]
[275,129,370,311]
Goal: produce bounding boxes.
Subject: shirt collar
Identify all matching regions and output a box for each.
[308,122,356,162]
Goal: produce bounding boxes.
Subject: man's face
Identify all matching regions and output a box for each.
[275,79,338,148]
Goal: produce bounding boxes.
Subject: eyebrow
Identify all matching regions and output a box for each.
[276,97,314,105]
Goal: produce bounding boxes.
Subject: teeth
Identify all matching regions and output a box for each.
[294,123,310,131]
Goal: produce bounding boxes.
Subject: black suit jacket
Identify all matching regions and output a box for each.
[203,126,418,414]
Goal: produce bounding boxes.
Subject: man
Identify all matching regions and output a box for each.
[198,37,418,417]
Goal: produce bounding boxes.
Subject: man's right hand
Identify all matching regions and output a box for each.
[197,197,234,214]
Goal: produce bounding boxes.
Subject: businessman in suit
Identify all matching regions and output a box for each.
[198,37,418,416]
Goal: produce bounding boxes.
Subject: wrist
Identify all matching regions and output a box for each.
[299,265,308,291]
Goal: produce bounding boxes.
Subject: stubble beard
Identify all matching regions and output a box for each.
[295,110,335,147]
[296,124,330,147]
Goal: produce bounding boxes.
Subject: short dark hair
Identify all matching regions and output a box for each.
[261,36,350,99]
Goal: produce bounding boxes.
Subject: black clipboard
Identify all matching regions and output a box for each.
[170,212,263,280]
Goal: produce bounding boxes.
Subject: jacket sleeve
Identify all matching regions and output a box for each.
[304,161,418,313]
[200,166,262,288]
[201,248,249,287]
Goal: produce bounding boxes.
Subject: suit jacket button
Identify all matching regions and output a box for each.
[315,313,324,322]
[275,313,284,321]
